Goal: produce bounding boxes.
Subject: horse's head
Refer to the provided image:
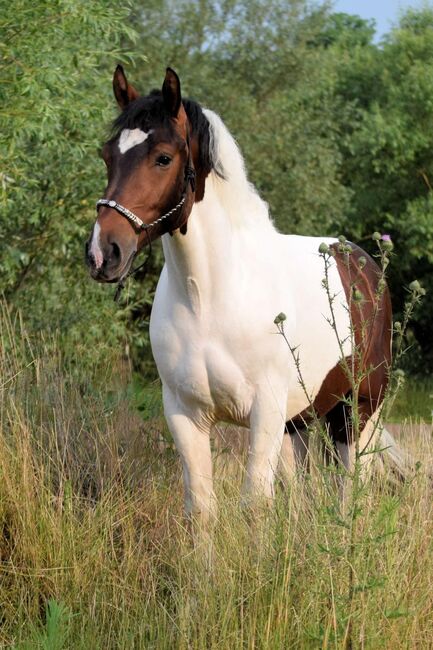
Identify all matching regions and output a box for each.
[86,66,199,284]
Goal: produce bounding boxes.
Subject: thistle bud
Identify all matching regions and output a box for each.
[358,256,367,269]
[319,242,330,255]
[338,235,346,243]
[274,312,287,325]
[352,287,364,303]
[377,278,386,293]
[372,231,381,241]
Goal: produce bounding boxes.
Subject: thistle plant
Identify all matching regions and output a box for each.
[275,232,426,648]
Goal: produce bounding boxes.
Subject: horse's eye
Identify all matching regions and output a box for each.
[156,154,172,167]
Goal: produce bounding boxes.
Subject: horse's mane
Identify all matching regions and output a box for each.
[203,108,274,230]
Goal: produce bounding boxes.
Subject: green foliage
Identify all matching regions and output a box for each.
[26,600,71,650]
[314,12,376,48]
[1,1,432,375]
[327,8,433,370]
[0,0,140,367]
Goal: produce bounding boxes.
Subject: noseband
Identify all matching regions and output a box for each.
[95,142,196,302]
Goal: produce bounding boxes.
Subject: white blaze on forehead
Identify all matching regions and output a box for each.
[118,128,151,154]
[90,221,104,270]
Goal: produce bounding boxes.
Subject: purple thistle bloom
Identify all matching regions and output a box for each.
[381,234,392,242]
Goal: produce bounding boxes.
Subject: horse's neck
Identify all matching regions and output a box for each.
[162,175,237,298]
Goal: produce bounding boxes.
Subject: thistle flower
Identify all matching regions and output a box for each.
[381,234,393,251]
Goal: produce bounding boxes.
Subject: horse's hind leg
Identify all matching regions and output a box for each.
[326,398,381,476]
[279,420,309,484]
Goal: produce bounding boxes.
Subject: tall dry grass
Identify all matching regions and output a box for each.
[0,303,432,649]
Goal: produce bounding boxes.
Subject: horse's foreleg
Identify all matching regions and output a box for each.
[242,390,286,504]
[163,389,215,528]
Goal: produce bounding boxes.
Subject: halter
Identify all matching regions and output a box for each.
[95,146,196,302]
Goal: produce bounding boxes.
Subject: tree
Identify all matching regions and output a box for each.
[331,8,433,371]
[1,0,138,366]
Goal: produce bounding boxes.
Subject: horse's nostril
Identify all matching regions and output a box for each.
[111,242,121,263]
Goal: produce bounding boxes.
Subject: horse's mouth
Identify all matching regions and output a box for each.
[88,249,136,284]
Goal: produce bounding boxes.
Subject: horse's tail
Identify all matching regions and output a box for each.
[376,426,413,482]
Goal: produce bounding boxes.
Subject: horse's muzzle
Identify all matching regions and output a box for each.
[85,238,135,283]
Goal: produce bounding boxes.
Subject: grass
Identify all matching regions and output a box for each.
[1,306,433,649]
[389,377,433,422]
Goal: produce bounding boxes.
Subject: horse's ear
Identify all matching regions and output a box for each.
[113,65,139,110]
[162,67,182,117]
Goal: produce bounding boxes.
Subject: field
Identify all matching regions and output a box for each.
[3,2,433,648]
[1,308,432,649]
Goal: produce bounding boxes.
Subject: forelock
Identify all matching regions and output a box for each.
[112,91,171,137]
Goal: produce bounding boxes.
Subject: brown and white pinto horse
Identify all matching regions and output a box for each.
[86,67,392,523]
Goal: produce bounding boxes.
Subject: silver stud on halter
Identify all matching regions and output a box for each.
[96,195,187,231]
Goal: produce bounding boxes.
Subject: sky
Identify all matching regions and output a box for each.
[333,0,429,39]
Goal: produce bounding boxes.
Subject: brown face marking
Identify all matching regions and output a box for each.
[287,242,392,440]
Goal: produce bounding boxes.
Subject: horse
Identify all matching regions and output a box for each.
[86,66,392,525]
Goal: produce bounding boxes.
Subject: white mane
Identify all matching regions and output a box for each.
[203,108,275,230]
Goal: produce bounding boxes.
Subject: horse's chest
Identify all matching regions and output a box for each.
[151,323,253,422]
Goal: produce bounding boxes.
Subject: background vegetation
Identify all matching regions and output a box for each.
[1,0,433,647]
[2,0,433,375]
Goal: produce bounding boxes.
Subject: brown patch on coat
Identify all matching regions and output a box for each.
[287,242,392,442]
